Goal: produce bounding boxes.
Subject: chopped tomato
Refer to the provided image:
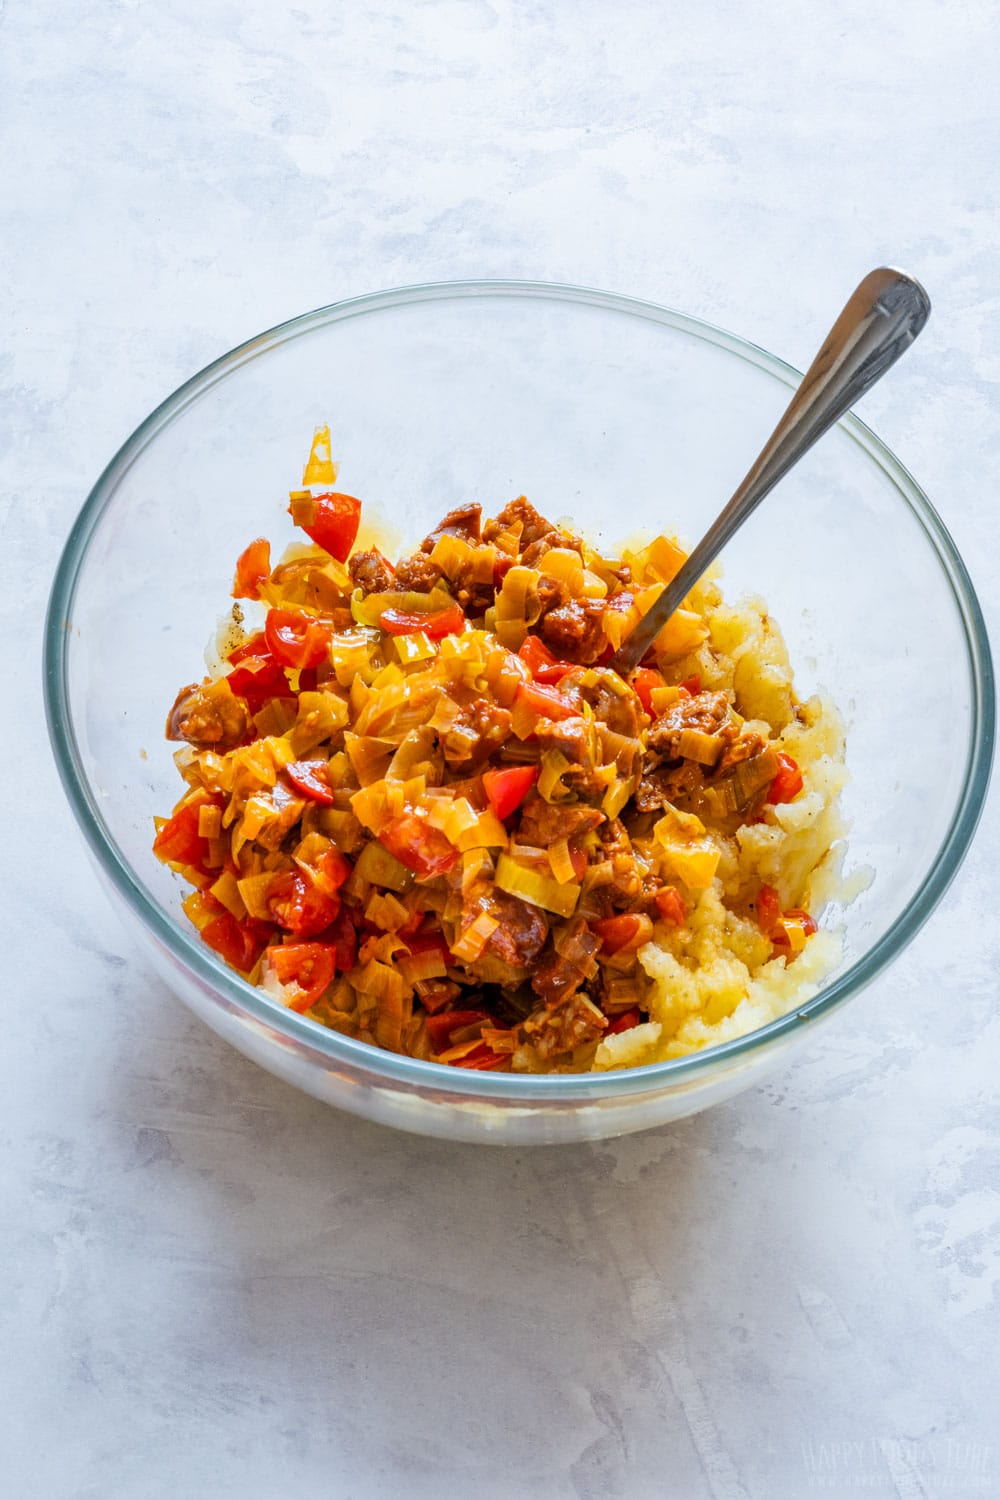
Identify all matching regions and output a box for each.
[266,870,341,937]
[756,883,782,937]
[322,907,358,971]
[482,765,539,820]
[201,911,273,972]
[378,814,459,879]
[264,608,332,671]
[632,667,665,717]
[518,635,575,684]
[513,679,578,722]
[452,1042,510,1070]
[285,760,334,805]
[654,886,688,926]
[313,846,352,895]
[679,673,702,696]
[605,1007,642,1035]
[379,601,465,638]
[425,1008,490,1052]
[405,927,453,965]
[289,491,361,562]
[153,795,222,870]
[767,751,804,804]
[268,942,336,1012]
[232,538,271,600]
[226,635,288,713]
[592,912,647,955]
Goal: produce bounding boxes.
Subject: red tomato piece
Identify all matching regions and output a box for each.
[766,752,804,805]
[268,942,336,1012]
[153,799,213,867]
[201,912,273,972]
[482,765,539,821]
[320,907,358,972]
[513,680,578,722]
[226,634,289,713]
[756,883,782,937]
[313,846,352,894]
[379,601,466,638]
[783,908,817,935]
[654,886,688,926]
[452,1042,510,1070]
[425,1009,491,1052]
[404,927,453,964]
[266,870,341,937]
[679,673,702,695]
[605,1007,642,1036]
[378,814,459,879]
[517,635,576,684]
[285,760,334,805]
[592,913,646,955]
[232,538,271,600]
[265,608,332,671]
[632,667,665,717]
[290,491,362,562]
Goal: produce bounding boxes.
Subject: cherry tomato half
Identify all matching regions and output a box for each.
[264,608,332,670]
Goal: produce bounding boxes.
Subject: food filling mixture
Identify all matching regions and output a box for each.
[154,427,846,1073]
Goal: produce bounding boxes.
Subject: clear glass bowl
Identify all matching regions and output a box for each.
[45,282,995,1144]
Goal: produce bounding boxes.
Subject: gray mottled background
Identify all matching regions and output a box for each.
[2,2,998,1497]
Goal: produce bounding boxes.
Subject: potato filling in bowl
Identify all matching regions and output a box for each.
[153,427,846,1073]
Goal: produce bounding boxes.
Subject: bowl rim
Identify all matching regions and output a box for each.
[44,277,997,1101]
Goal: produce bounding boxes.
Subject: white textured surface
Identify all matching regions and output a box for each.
[3,2,999,1496]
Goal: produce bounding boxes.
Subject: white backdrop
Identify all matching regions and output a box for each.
[2,2,998,1496]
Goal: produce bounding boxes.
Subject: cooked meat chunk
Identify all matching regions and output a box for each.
[715,726,768,775]
[634,761,706,812]
[524,991,608,1060]
[647,690,731,758]
[166,679,248,751]
[520,528,584,567]
[530,922,602,1009]
[516,798,604,846]
[483,891,549,968]
[534,715,591,764]
[393,551,443,593]
[440,700,513,768]
[562,666,644,738]
[348,548,396,595]
[420,503,482,550]
[540,599,607,664]
[482,495,554,548]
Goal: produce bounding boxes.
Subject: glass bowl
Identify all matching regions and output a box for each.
[44,281,995,1144]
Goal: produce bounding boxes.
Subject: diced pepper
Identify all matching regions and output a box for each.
[379,601,466,638]
[268,942,336,1011]
[232,537,272,600]
[378,813,459,879]
[766,751,804,804]
[288,490,361,562]
[285,760,334,805]
[265,608,332,671]
[482,765,539,820]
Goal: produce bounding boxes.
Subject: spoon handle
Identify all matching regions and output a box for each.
[611,266,931,674]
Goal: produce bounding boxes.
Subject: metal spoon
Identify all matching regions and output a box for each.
[610,267,931,675]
